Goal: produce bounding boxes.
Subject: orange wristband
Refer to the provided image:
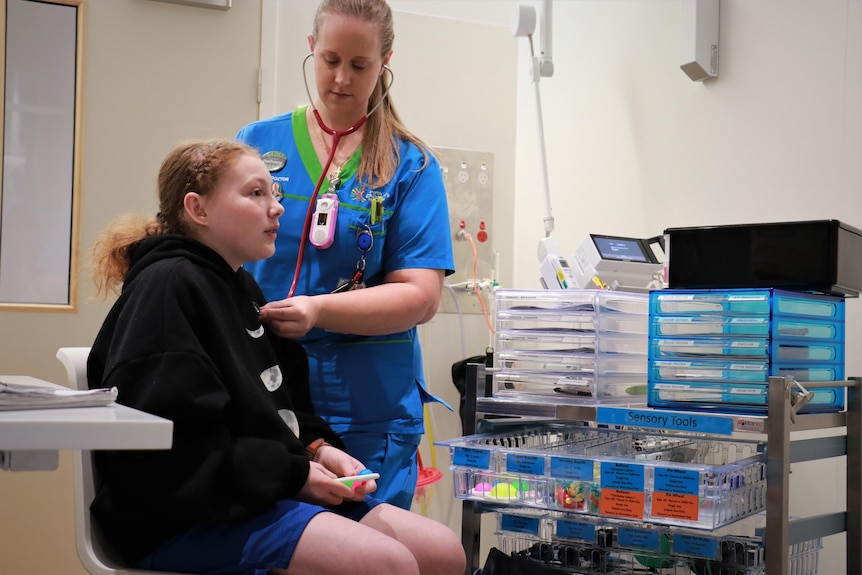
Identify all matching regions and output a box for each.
[305,438,332,459]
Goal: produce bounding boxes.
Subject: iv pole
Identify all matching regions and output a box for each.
[513,0,559,275]
[513,1,554,239]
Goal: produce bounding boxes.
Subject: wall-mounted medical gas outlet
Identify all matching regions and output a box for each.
[680,0,720,81]
[434,147,494,315]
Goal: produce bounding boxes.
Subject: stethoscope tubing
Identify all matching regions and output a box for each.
[286,127,355,298]
[285,55,394,299]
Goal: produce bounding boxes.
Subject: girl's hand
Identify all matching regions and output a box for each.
[297,461,358,505]
[313,445,378,500]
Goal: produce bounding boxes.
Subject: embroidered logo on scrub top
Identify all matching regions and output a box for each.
[349,186,366,202]
[260,365,283,391]
[350,187,389,205]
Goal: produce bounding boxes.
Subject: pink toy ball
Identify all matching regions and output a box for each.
[471,481,493,496]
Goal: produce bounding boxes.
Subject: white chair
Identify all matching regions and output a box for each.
[56,347,180,575]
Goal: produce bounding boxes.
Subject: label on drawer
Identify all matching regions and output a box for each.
[499,513,541,536]
[601,462,645,491]
[654,467,699,495]
[600,488,645,519]
[555,518,595,542]
[617,525,659,549]
[597,407,734,435]
[505,452,544,475]
[672,533,719,559]
[651,491,700,521]
[549,456,594,481]
[452,447,491,469]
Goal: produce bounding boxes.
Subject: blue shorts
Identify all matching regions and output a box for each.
[342,432,420,510]
[138,497,382,575]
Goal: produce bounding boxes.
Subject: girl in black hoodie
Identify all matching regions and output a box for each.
[88,139,465,575]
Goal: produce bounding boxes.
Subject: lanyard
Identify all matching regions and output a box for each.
[331,226,374,294]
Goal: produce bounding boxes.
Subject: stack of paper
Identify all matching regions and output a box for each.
[0,381,117,410]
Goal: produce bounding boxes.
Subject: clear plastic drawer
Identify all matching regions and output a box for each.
[496,330,598,354]
[493,370,648,404]
[495,289,650,335]
[440,425,766,530]
[496,350,647,375]
[495,509,822,575]
[496,288,649,315]
[496,330,648,356]
[498,312,649,336]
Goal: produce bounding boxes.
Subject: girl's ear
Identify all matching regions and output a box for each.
[183,192,208,227]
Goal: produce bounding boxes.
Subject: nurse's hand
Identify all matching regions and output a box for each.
[260,296,319,338]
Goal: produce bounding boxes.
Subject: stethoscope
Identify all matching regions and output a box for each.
[285,53,394,299]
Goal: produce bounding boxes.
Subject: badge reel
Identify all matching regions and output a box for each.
[331,226,374,294]
[310,193,338,249]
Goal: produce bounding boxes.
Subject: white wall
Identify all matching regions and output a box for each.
[513,0,862,266]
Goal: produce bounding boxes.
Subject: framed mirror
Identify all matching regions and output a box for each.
[0,0,84,310]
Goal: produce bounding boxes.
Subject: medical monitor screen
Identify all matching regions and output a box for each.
[592,236,650,262]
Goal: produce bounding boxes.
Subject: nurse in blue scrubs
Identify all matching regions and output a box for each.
[236,0,454,510]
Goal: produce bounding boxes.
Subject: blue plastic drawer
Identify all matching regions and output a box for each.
[773,315,844,341]
[772,291,844,320]
[650,290,772,315]
[770,339,845,363]
[649,288,844,320]
[773,363,844,382]
[649,337,769,360]
[650,315,771,337]
[649,359,844,384]
[650,314,844,341]
[648,380,845,414]
[649,359,768,383]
